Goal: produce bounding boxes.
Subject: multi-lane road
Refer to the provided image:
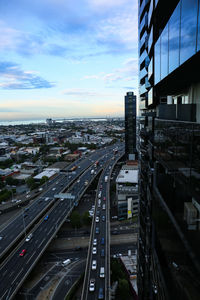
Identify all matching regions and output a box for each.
[0,143,124,299]
[81,152,123,300]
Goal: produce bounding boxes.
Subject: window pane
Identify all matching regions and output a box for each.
[161,24,169,80]
[180,0,198,64]
[169,3,180,73]
[155,36,161,84]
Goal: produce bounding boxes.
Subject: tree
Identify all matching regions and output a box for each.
[118,279,130,300]
[40,176,49,185]
[82,211,92,226]
[5,176,19,186]
[70,211,82,228]
[26,177,38,190]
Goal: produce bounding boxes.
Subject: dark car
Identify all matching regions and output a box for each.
[101,237,105,245]
[100,249,105,257]
[96,227,100,234]
[44,215,49,221]
[98,287,104,299]
[75,246,83,251]
[102,215,105,222]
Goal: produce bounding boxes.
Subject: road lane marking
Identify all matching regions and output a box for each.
[26,251,36,265]
[38,238,46,249]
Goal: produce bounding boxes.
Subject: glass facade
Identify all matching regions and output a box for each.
[154,0,200,84]
[169,2,180,73]
[125,92,136,159]
[155,36,161,84]
[161,24,168,79]
[180,0,198,64]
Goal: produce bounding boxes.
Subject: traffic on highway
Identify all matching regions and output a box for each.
[0,143,124,299]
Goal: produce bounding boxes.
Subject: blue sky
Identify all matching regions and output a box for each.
[0,0,138,121]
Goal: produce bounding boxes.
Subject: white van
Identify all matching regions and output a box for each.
[100,267,105,278]
[62,259,71,266]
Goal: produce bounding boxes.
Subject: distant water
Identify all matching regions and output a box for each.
[0,117,113,126]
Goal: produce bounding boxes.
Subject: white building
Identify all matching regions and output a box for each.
[116,163,138,219]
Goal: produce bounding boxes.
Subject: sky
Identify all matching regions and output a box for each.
[0,0,138,121]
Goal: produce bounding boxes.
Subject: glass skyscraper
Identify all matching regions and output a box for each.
[125,91,137,160]
[138,0,200,299]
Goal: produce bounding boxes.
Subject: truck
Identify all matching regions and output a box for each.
[105,176,108,183]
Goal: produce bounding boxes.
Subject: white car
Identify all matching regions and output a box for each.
[93,238,97,246]
[25,233,33,242]
[52,188,56,191]
[89,278,95,292]
[95,217,99,223]
[92,260,97,270]
[92,247,97,254]
[45,197,49,201]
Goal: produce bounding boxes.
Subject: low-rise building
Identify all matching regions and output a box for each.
[116,162,138,219]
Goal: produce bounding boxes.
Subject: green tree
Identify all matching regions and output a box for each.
[118,279,130,300]
[70,211,82,228]
[82,211,92,226]
[5,176,18,186]
[40,176,49,185]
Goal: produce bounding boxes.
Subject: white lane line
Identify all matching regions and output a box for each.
[1,289,8,299]
[38,238,45,249]
[12,268,24,284]
[26,251,36,265]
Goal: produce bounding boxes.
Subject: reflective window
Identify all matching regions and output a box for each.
[169,3,181,73]
[180,0,198,64]
[148,28,153,52]
[198,0,200,51]
[155,36,161,84]
[161,24,169,80]
[148,59,153,79]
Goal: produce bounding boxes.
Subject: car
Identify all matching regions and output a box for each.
[103,197,106,201]
[96,210,100,216]
[93,238,97,246]
[26,195,30,198]
[100,185,102,189]
[39,187,43,191]
[92,247,97,254]
[89,278,95,292]
[44,215,49,221]
[101,237,105,245]
[75,246,82,251]
[95,216,99,223]
[19,249,26,257]
[60,198,64,201]
[52,188,56,191]
[0,236,3,241]
[102,215,105,222]
[96,227,100,234]
[92,260,97,270]
[100,249,105,257]
[45,197,49,201]
[16,200,21,203]
[25,233,33,242]
[112,230,119,235]
[98,287,104,299]
[102,204,106,210]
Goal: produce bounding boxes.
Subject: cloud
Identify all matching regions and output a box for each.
[0,1,138,58]
[0,61,55,89]
[83,57,138,83]
[62,88,99,97]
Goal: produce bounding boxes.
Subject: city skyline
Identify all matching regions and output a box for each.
[0,0,138,121]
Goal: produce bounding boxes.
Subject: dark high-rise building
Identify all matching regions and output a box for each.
[125,91,137,160]
[138,1,200,299]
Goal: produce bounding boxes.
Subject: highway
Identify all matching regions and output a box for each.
[0,145,116,260]
[0,144,124,299]
[81,151,123,300]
